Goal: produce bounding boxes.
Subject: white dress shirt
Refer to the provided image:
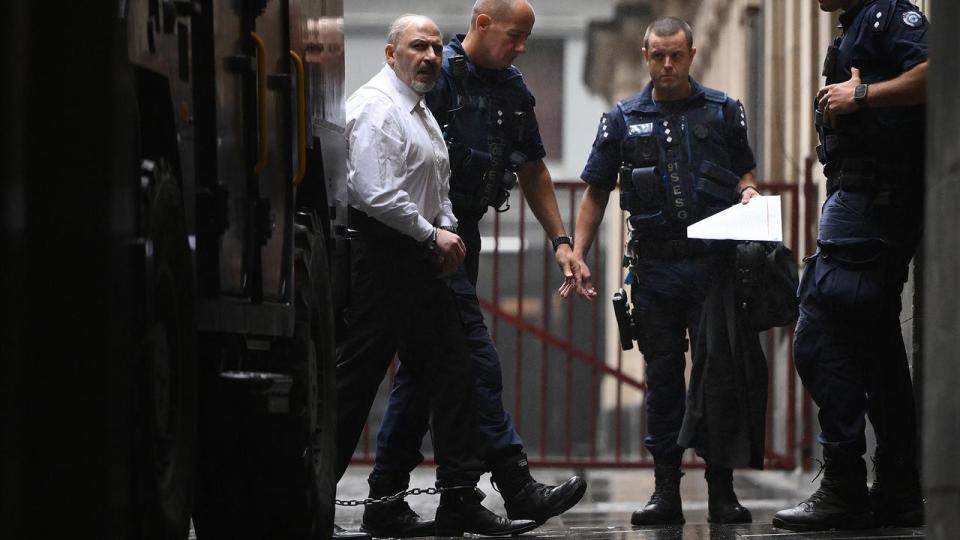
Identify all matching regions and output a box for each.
[346,65,456,242]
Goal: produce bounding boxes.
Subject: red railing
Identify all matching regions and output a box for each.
[351,178,817,470]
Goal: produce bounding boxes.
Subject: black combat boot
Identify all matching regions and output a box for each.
[630,463,685,525]
[705,464,752,523]
[772,454,873,531]
[360,474,435,538]
[434,486,539,537]
[490,451,587,524]
[869,453,924,526]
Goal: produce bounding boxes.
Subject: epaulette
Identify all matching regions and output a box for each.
[867,0,898,33]
[618,93,640,109]
[702,87,728,104]
[616,93,648,114]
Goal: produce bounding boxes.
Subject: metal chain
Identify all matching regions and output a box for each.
[335,485,477,507]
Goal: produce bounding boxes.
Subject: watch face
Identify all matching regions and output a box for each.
[855,84,867,100]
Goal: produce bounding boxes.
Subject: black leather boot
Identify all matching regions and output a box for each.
[705,464,751,523]
[435,486,539,537]
[869,453,924,526]
[491,451,587,524]
[773,454,873,531]
[630,463,685,525]
[360,474,435,537]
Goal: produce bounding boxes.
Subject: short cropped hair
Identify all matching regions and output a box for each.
[643,17,694,50]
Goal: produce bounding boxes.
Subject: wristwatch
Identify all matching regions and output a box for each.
[854,83,869,107]
[551,235,573,252]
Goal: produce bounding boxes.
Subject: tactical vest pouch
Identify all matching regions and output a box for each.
[630,166,660,203]
[623,134,659,167]
[696,160,739,206]
[823,45,840,83]
[816,144,828,164]
[699,160,740,187]
[823,134,841,158]
[619,165,661,211]
[697,178,736,206]
[618,166,638,210]
[466,147,493,170]
[627,211,666,231]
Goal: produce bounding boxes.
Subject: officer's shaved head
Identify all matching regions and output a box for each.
[643,17,694,50]
[471,0,530,29]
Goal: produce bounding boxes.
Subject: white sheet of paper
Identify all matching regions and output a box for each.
[686,195,783,242]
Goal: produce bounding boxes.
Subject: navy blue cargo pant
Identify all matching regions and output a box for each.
[630,256,723,465]
[372,218,522,484]
[794,189,921,460]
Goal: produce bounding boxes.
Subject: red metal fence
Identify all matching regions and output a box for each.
[351,177,817,470]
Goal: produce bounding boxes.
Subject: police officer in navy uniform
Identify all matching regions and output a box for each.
[567,17,761,526]
[773,0,927,532]
[358,2,586,537]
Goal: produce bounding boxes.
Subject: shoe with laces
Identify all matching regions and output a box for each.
[630,464,684,526]
[773,456,873,531]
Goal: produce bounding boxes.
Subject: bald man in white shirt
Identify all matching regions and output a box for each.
[332,14,539,539]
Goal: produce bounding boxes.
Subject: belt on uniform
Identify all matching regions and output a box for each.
[825,157,914,194]
[629,236,720,261]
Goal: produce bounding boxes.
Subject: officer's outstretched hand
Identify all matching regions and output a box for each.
[435,229,466,274]
[818,67,862,128]
[561,253,598,301]
[555,244,580,297]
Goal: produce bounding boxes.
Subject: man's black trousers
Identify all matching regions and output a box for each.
[333,224,484,488]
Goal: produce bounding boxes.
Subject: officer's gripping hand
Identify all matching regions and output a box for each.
[818,67,862,128]
[435,228,466,274]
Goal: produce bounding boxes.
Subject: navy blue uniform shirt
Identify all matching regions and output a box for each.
[581,78,755,192]
[823,0,927,174]
[835,0,927,83]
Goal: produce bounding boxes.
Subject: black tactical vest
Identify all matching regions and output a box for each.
[617,89,741,240]
[439,49,531,218]
[815,0,924,178]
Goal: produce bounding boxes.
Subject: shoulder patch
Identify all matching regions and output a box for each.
[901,10,924,28]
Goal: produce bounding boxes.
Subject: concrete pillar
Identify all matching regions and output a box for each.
[924,1,960,537]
